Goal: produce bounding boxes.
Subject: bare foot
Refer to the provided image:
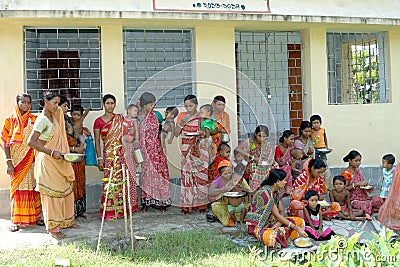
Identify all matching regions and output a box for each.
[80,212,91,220]
[69,224,81,229]
[50,232,67,240]
[141,206,148,213]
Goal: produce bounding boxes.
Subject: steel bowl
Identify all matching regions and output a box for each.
[63,153,85,163]
[293,237,315,248]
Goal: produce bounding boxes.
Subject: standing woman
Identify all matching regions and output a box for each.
[175,95,209,213]
[1,93,42,232]
[28,91,79,239]
[235,125,274,191]
[274,130,296,194]
[138,92,171,212]
[294,121,314,159]
[59,96,88,219]
[93,94,138,221]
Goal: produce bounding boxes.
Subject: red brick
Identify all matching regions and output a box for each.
[297,77,302,84]
[295,44,301,50]
[290,101,302,110]
[287,44,295,50]
[289,68,302,76]
[289,94,296,101]
[288,59,296,67]
[296,59,302,67]
[289,50,301,58]
[289,77,296,84]
[298,110,303,118]
[290,111,297,119]
[297,94,303,101]
[290,85,302,92]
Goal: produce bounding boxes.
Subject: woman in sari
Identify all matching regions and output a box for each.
[28,91,79,239]
[294,121,315,159]
[59,96,89,219]
[1,93,42,232]
[288,158,341,218]
[94,94,138,221]
[341,150,383,216]
[378,164,400,230]
[209,161,250,227]
[246,169,307,248]
[138,92,171,212]
[235,125,274,191]
[274,130,295,195]
[175,95,209,213]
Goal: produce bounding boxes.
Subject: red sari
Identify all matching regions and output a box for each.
[342,168,383,215]
[275,145,293,191]
[94,114,138,221]
[139,111,171,208]
[378,165,400,230]
[178,112,209,212]
[1,106,41,226]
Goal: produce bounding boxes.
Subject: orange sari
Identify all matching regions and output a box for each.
[1,106,40,226]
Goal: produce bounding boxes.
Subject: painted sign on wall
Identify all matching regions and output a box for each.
[153,0,270,13]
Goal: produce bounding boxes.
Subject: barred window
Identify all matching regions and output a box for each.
[327,32,388,105]
[123,29,194,108]
[24,28,102,112]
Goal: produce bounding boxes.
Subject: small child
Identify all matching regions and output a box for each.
[290,148,304,180]
[160,106,179,150]
[380,154,396,201]
[122,104,140,150]
[329,175,369,221]
[226,172,250,226]
[212,143,231,179]
[303,190,335,241]
[310,114,328,161]
[70,105,90,146]
[232,149,247,174]
[199,104,217,140]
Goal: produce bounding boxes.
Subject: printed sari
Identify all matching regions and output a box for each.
[242,138,274,190]
[1,106,41,226]
[178,112,209,212]
[94,114,138,221]
[275,145,293,192]
[65,115,87,217]
[34,108,75,231]
[341,168,383,215]
[246,185,304,248]
[378,165,400,230]
[288,160,340,218]
[139,111,171,208]
[294,138,315,159]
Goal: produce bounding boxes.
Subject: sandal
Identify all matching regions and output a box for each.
[36,219,45,226]
[8,224,19,232]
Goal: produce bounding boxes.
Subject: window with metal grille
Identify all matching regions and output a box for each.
[123,29,194,108]
[24,28,102,112]
[327,32,388,105]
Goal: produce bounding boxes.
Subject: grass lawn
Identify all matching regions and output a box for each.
[0,229,273,267]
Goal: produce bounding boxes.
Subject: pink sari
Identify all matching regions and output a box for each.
[342,168,383,215]
[139,111,171,208]
[178,112,209,212]
[95,114,138,221]
[275,145,293,191]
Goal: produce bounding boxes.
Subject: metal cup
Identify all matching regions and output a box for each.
[221,133,230,143]
[133,149,144,163]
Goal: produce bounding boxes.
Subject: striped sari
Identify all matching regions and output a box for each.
[1,106,41,226]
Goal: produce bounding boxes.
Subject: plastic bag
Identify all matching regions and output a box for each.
[85,135,97,166]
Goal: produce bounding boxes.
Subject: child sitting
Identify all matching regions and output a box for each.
[212,143,231,180]
[303,190,335,241]
[160,106,179,150]
[380,154,396,201]
[290,148,304,180]
[70,105,90,147]
[329,176,369,221]
[226,172,250,226]
[232,149,247,174]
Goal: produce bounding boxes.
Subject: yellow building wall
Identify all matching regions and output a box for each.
[303,29,400,167]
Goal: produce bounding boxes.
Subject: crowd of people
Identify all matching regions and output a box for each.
[1,91,399,246]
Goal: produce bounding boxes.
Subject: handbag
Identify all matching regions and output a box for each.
[85,135,97,166]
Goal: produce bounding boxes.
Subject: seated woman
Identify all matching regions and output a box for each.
[341,150,383,216]
[288,158,341,219]
[246,169,308,248]
[209,160,250,227]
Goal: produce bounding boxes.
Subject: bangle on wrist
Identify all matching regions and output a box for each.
[72,146,75,152]
[6,158,12,162]
[97,157,103,161]
[50,150,55,157]
[352,183,355,188]
[287,222,292,229]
